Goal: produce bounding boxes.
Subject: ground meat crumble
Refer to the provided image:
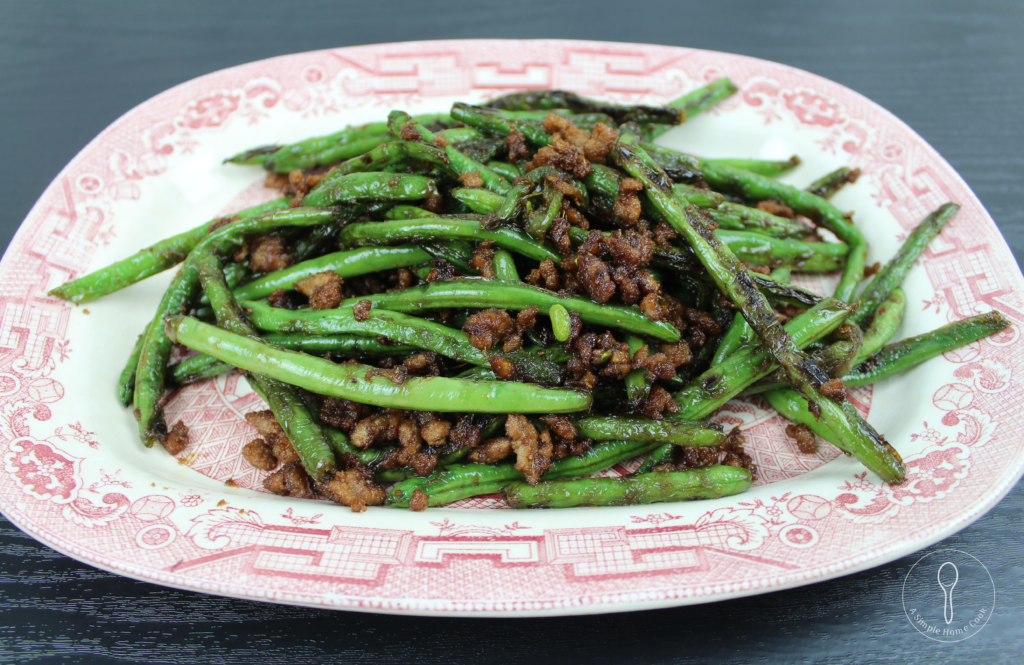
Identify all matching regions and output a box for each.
[786,423,818,454]
[161,421,191,456]
[247,235,294,273]
[294,271,343,310]
[656,427,757,478]
[506,414,552,486]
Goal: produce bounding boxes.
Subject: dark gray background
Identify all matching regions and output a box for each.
[1,1,1021,663]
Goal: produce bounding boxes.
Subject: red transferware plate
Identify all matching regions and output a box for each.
[0,39,1021,616]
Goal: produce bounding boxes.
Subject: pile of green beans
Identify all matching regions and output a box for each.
[51,79,1011,512]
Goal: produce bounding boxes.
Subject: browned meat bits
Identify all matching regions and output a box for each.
[294,271,343,310]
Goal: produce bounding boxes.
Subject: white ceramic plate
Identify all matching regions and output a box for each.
[1,39,1021,616]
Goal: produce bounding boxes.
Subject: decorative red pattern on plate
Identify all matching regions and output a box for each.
[0,40,1022,616]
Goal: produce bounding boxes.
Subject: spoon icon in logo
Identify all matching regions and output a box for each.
[938,561,959,625]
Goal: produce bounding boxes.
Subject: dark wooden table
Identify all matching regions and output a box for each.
[1,1,1021,662]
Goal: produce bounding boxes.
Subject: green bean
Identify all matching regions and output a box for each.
[716,230,848,272]
[711,314,750,367]
[749,272,822,308]
[490,110,616,127]
[671,77,739,116]
[673,184,724,209]
[232,246,433,301]
[707,156,801,178]
[168,353,232,386]
[242,301,489,366]
[812,336,862,379]
[761,389,844,452]
[856,288,906,361]
[422,240,477,273]
[575,416,725,447]
[525,181,564,239]
[117,334,145,407]
[501,466,753,508]
[318,139,449,179]
[338,218,561,263]
[226,114,450,172]
[133,207,348,445]
[450,103,553,146]
[168,333,415,386]
[317,139,415,177]
[134,268,204,446]
[483,90,683,125]
[636,144,703,183]
[222,259,251,288]
[491,250,520,281]
[487,161,524,181]
[330,278,681,342]
[698,158,866,301]
[243,300,565,385]
[806,166,860,199]
[501,347,568,386]
[290,224,340,263]
[223,144,281,167]
[272,133,394,173]
[166,315,592,413]
[672,298,853,419]
[49,196,291,303]
[194,252,336,480]
[451,187,506,214]
[229,120,388,164]
[384,205,438,220]
[708,202,811,239]
[850,203,960,327]
[644,78,738,140]
[445,136,507,165]
[623,335,650,408]
[301,172,439,208]
[387,439,658,507]
[549,304,572,342]
[846,311,1011,387]
[634,443,674,475]
[389,111,510,195]
[583,163,624,202]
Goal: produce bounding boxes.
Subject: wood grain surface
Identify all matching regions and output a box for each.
[1,1,1021,662]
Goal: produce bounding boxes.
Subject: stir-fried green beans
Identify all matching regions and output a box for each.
[56,83,1009,512]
